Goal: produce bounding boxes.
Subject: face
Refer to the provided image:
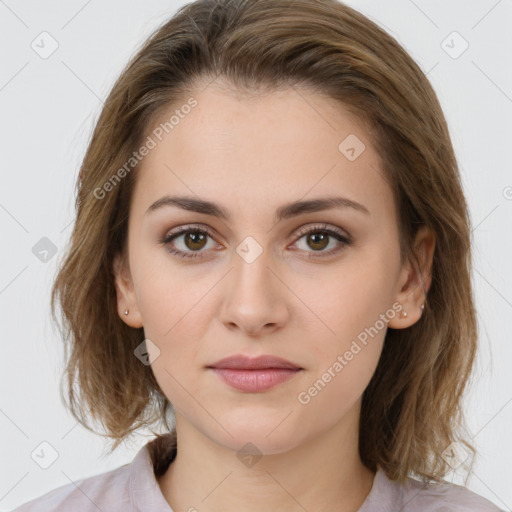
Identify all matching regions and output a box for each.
[114,79,432,455]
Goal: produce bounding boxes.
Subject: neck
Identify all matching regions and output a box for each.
[157,409,376,512]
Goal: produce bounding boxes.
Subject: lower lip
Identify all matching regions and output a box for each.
[209,368,301,392]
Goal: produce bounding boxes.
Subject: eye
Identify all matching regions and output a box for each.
[292,223,352,259]
[160,225,218,259]
[160,223,352,260]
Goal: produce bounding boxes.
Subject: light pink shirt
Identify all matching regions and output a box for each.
[12,434,503,511]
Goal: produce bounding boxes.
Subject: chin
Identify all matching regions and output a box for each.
[205,417,304,456]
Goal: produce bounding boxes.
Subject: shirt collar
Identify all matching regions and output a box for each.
[128,434,415,512]
[129,433,177,512]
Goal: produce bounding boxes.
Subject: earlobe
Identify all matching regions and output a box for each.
[112,252,144,328]
[388,226,435,329]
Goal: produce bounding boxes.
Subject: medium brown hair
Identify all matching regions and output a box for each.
[51,0,478,484]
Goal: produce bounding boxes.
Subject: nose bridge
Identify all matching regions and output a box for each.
[219,236,288,334]
[232,236,275,304]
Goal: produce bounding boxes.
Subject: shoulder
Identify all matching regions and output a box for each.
[10,434,177,512]
[399,473,504,511]
[10,458,133,512]
[363,466,504,512]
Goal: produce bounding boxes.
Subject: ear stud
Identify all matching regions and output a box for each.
[124,309,129,315]
[400,304,425,318]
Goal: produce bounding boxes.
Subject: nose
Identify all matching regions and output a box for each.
[219,247,290,337]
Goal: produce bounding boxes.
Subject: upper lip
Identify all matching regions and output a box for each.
[207,354,302,370]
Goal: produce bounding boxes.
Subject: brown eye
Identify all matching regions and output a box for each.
[161,226,217,259]
[306,232,330,251]
[183,231,208,251]
[293,224,352,259]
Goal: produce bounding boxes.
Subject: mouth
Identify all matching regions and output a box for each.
[206,354,303,392]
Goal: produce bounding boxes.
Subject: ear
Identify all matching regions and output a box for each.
[113,251,143,328]
[387,225,435,329]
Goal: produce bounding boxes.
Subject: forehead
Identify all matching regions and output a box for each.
[131,84,393,222]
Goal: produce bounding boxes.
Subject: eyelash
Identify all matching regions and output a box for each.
[160,223,352,260]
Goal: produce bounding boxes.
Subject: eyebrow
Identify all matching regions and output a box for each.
[145,194,370,222]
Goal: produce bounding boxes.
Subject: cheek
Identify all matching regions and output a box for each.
[296,253,394,349]
[138,274,210,409]
[137,278,211,351]
[132,245,212,337]
[295,274,388,419]
[132,261,217,392]
[294,252,395,405]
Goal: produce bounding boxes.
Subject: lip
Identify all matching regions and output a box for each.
[209,368,302,392]
[207,354,302,370]
[206,355,303,392]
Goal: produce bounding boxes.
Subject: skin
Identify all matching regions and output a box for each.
[114,78,435,512]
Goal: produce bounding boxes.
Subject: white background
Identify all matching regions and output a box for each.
[0,0,511,510]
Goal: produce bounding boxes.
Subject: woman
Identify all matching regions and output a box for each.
[13,0,503,510]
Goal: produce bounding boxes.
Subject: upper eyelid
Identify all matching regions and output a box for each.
[295,223,350,238]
